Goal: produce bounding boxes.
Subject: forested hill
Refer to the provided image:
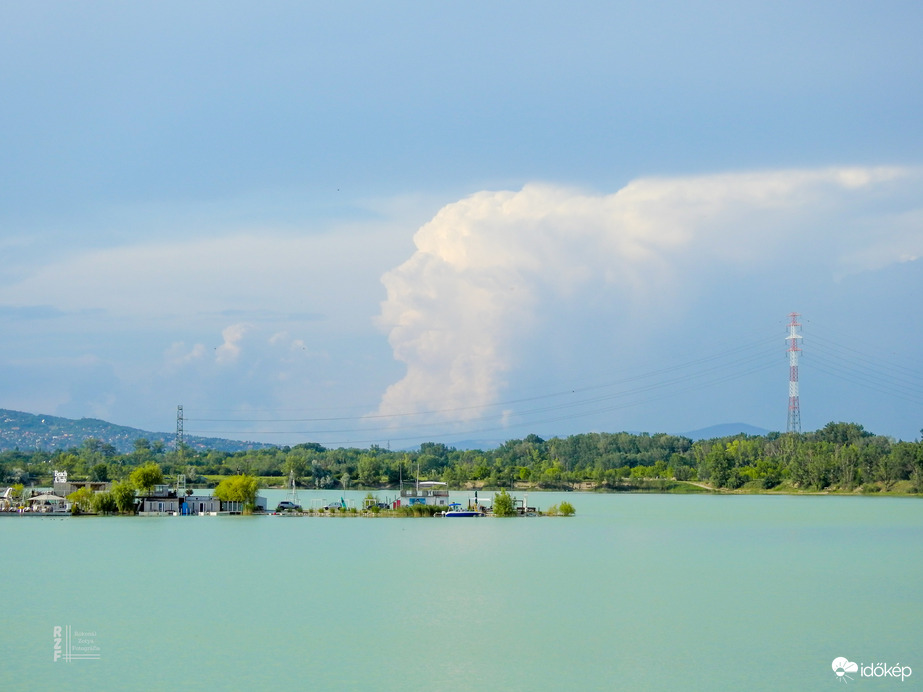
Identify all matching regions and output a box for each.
[0,409,269,454]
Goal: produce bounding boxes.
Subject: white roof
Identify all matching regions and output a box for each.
[30,493,66,502]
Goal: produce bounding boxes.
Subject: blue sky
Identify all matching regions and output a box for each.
[2,1,922,446]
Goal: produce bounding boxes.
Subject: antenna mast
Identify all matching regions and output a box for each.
[786,314,802,433]
[176,404,185,456]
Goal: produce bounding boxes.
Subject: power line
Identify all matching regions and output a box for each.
[185,332,779,442]
[186,332,778,425]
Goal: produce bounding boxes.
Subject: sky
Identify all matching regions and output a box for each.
[2,0,922,447]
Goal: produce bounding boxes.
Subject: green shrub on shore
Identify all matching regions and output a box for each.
[493,489,516,517]
[542,501,574,516]
[111,481,137,513]
[91,491,118,515]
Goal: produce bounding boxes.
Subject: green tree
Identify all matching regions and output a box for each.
[89,463,110,482]
[539,465,562,488]
[67,486,95,514]
[559,500,576,516]
[282,455,308,483]
[357,454,382,487]
[672,464,694,481]
[492,489,516,517]
[130,462,164,495]
[703,447,732,488]
[816,422,871,446]
[91,491,118,515]
[875,449,905,491]
[214,475,260,510]
[132,438,154,464]
[80,438,102,461]
[111,480,137,514]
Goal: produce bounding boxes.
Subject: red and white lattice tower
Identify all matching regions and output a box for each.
[786,313,802,433]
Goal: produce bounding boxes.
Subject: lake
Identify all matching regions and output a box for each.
[2,490,921,690]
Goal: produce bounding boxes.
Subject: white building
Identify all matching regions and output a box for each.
[399,480,449,507]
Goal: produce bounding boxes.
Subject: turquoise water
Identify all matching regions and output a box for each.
[2,492,921,690]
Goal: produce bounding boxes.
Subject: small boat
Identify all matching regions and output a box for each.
[444,509,484,517]
[443,502,484,517]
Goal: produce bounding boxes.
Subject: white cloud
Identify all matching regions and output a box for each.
[375,166,923,422]
[164,342,207,369]
[0,222,412,328]
[215,323,251,364]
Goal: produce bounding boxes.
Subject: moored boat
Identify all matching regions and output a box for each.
[443,502,484,517]
[444,509,484,517]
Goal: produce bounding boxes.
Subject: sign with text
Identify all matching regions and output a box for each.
[53,626,100,662]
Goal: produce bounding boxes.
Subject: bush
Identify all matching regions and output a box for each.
[67,487,95,514]
[111,481,137,514]
[214,474,259,505]
[493,489,516,517]
[559,501,575,516]
[129,462,164,495]
[760,475,781,490]
[91,491,118,515]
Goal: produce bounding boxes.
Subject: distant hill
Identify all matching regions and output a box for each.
[0,409,271,454]
[679,423,773,440]
[0,408,775,454]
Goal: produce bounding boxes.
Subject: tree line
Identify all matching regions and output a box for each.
[2,422,922,494]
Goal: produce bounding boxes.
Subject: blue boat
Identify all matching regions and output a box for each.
[443,502,484,517]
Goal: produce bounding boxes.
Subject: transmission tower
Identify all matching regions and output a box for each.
[786,314,802,433]
[176,404,184,453]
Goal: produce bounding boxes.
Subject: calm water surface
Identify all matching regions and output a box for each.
[2,491,921,691]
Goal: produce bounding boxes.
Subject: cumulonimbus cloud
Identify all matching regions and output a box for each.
[375,166,922,421]
[215,323,251,364]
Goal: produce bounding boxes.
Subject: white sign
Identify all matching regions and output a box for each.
[54,471,68,484]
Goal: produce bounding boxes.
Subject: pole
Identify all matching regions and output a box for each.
[786,314,803,433]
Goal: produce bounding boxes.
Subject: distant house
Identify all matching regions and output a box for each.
[181,494,221,515]
[215,497,269,514]
[138,484,181,515]
[138,486,267,515]
[138,496,182,515]
[399,481,449,507]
